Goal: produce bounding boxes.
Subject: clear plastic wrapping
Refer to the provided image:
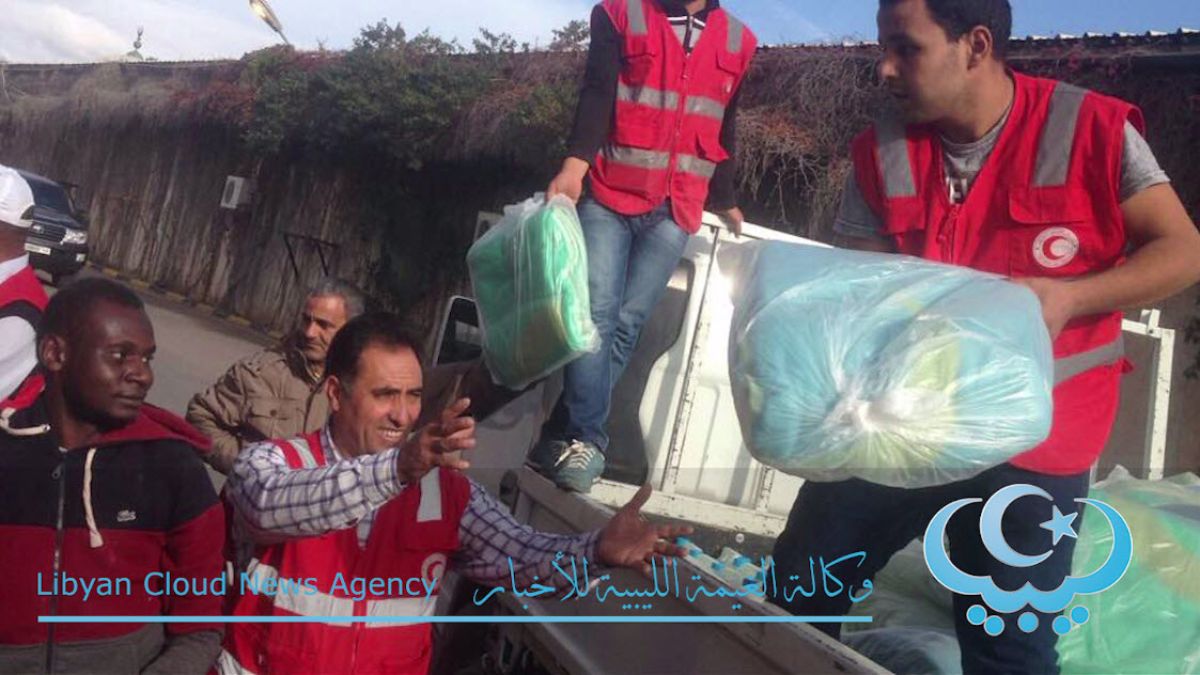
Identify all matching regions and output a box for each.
[467,195,599,389]
[727,241,1054,487]
[1057,466,1200,674]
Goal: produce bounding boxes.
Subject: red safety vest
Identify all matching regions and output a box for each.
[220,432,471,675]
[589,0,756,233]
[0,264,48,414]
[850,72,1140,475]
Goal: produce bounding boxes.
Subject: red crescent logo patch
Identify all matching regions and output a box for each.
[1032,227,1080,269]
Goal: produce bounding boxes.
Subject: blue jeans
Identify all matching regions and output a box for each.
[542,197,690,451]
[771,464,1090,674]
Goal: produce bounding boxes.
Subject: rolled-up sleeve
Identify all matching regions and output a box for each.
[227,437,406,541]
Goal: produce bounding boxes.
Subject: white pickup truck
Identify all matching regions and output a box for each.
[427,211,1179,675]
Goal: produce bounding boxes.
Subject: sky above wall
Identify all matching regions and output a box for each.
[2,0,1197,64]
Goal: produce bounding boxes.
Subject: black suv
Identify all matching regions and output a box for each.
[19,171,89,285]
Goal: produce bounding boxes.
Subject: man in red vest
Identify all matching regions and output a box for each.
[770,1,1200,672]
[0,165,49,431]
[221,313,693,674]
[531,0,757,493]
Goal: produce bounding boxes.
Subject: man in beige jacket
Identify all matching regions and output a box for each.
[188,278,365,474]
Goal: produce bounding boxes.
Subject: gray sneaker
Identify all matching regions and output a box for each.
[550,440,605,493]
[526,438,569,477]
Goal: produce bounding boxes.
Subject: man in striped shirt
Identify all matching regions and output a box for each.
[222,313,691,673]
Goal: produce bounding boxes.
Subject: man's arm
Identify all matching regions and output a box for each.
[0,317,36,401]
[454,481,600,588]
[186,361,251,474]
[142,632,222,675]
[1017,182,1200,338]
[227,439,406,542]
[227,404,474,543]
[832,169,896,253]
[143,448,225,674]
[547,6,622,202]
[707,87,742,212]
[708,88,748,234]
[455,481,692,589]
[1015,122,1200,338]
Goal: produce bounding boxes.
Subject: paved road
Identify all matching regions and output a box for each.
[46,270,272,415]
[44,269,273,487]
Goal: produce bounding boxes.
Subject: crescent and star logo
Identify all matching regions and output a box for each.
[923,484,1132,638]
[1032,227,1080,269]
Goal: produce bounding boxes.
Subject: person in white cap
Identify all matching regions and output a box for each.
[0,164,49,422]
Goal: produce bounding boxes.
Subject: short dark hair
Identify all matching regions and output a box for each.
[882,0,1012,58]
[39,277,145,343]
[324,312,424,386]
[307,277,367,319]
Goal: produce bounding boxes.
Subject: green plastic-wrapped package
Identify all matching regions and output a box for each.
[1057,466,1200,674]
[467,195,599,389]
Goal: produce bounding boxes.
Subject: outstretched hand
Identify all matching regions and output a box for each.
[597,483,695,576]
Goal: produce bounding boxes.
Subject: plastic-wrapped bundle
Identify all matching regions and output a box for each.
[1057,466,1200,674]
[727,241,1053,487]
[845,539,956,634]
[467,195,599,389]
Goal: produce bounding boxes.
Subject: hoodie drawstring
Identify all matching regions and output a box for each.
[0,407,51,437]
[83,447,103,548]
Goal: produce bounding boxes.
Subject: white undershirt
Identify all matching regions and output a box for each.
[0,255,38,402]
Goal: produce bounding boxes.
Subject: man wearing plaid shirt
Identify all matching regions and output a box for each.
[220,313,691,674]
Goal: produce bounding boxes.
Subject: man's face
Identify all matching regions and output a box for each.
[327,344,423,458]
[297,294,349,365]
[877,0,972,123]
[45,301,155,428]
[0,222,26,254]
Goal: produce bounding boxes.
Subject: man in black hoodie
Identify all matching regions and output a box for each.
[0,278,225,674]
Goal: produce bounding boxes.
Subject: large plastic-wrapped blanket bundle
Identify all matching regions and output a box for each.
[1057,466,1200,674]
[727,241,1053,487]
[467,195,599,389]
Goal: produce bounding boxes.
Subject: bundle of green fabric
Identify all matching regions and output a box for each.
[467,195,599,389]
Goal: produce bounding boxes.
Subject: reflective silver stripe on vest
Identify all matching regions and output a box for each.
[243,558,438,628]
[416,468,443,523]
[364,595,439,627]
[289,437,320,468]
[618,82,680,110]
[246,558,354,626]
[1033,82,1087,187]
[216,650,256,675]
[677,154,717,179]
[875,114,917,198]
[1054,335,1124,385]
[627,0,648,36]
[605,145,671,170]
[685,95,726,121]
[727,13,745,53]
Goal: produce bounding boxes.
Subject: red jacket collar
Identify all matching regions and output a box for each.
[89,404,212,454]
